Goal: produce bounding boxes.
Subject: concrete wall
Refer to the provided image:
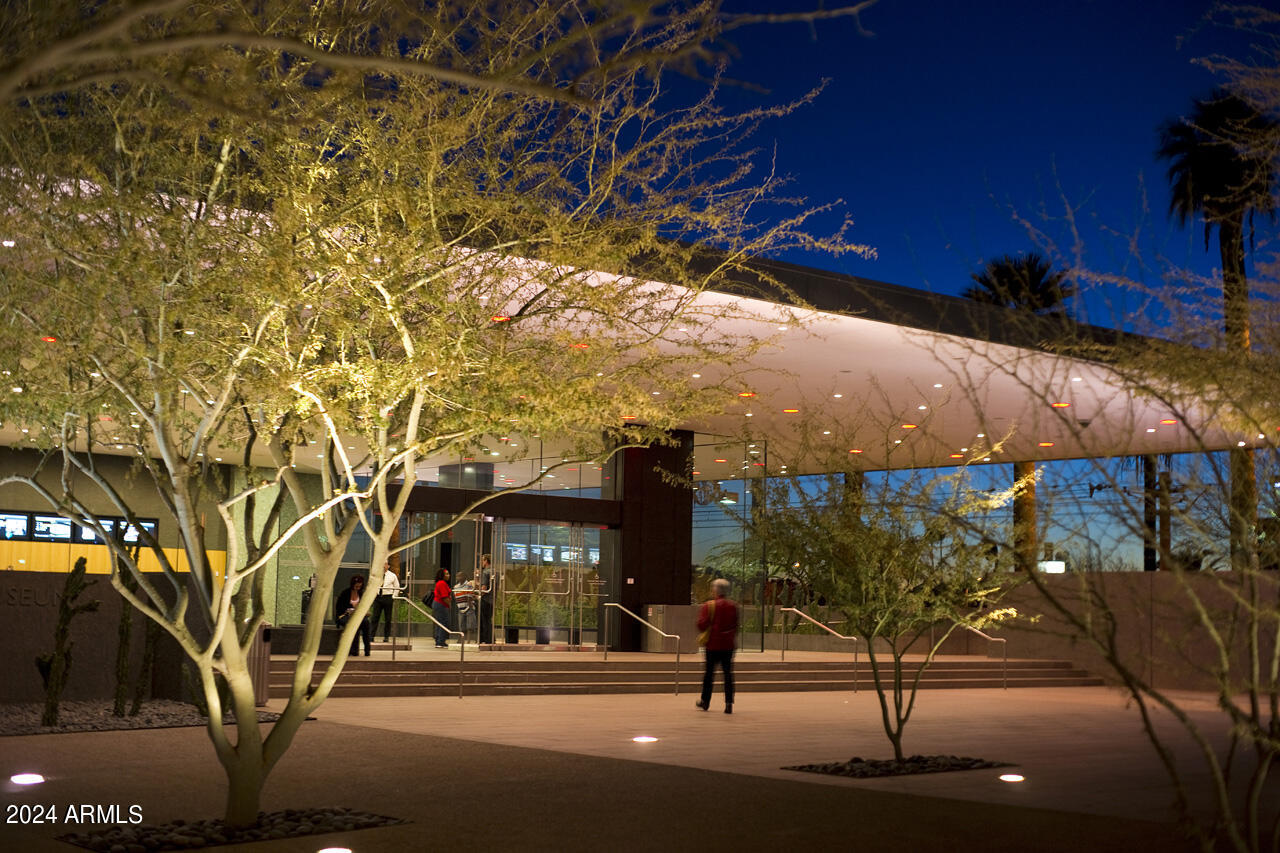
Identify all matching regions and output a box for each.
[2,571,186,704]
[982,572,1276,692]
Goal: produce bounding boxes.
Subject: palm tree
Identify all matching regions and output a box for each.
[962,252,1072,315]
[1157,90,1278,572]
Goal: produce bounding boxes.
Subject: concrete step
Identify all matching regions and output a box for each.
[267,673,1103,699]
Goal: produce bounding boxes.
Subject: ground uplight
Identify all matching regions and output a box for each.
[10,773,45,785]
[998,773,1025,783]
[632,736,659,743]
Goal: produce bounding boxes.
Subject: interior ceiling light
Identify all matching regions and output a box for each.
[744,412,753,417]
[949,453,963,459]
[976,433,985,438]
[621,416,636,420]
[692,373,701,378]
[822,430,831,435]
[1071,376,1082,382]
[901,424,917,429]
[714,458,728,463]
[1051,402,1070,408]
[783,408,799,414]
[917,405,927,410]
[1238,440,1247,447]
[832,393,843,398]
[1146,428,1156,433]
[933,383,943,388]
[1038,441,1054,447]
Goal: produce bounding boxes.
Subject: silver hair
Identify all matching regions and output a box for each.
[712,578,730,596]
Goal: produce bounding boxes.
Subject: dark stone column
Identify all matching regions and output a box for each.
[601,430,693,651]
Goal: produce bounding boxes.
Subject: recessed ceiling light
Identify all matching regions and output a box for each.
[894,439,902,444]
[833,393,843,398]
[917,405,927,410]
[933,383,943,388]
[1038,442,1054,447]
[1,239,14,247]
[692,373,701,378]
[783,408,799,414]
[822,430,830,435]
[651,391,660,395]
[1146,428,1156,433]
[1238,440,1247,447]
[745,412,753,417]
[1071,377,1082,382]
[976,433,985,438]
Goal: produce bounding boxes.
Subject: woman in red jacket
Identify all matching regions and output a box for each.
[695,578,739,713]
[431,568,452,648]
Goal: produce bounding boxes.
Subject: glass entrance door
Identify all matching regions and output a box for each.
[493,520,604,647]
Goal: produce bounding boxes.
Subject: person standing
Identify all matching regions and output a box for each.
[454,569,479,643]
[478,554,494,644]
[431,567,452,648]
[335,575,372,657]
[370,560,401,644]
[695,578,739,714]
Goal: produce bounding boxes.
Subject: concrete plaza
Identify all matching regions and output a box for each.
[3,664,1264,852]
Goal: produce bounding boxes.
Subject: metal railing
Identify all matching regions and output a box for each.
[601,603,681,695]
[961,624,1007,690]
[780,607,860,693]
[394,594,466,698]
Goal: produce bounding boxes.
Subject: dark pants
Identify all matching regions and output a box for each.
[479,598,493,644]
[343,616,371,656]
[371,593,394,641]
[701,649,735,707]
[432,601,451,646]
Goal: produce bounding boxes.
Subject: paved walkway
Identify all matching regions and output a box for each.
[3,668,1269,851]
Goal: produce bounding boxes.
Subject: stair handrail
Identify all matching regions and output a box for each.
[395,593,466,698]
[780,607,859,693]
[601,603,681,695]
[960,624,1007,690]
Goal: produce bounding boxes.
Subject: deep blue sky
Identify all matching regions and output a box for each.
[717,0,1261,327]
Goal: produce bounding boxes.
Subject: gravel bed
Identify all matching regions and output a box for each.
[0,701,280,737]
[57,808,405,851]
[784,754,1010,778]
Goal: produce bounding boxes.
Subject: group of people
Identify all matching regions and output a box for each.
[334,555,493,655]
[332,560,741,717]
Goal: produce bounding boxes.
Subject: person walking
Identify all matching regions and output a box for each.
[370,560,401,643]
[695,578,739,714]
[431,567,452,648]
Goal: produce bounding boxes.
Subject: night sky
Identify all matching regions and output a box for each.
[717,0,1260,328]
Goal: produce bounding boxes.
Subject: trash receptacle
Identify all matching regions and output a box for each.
[248,622,272,706]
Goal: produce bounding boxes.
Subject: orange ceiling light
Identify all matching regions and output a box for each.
[738,391,756,398]
[714,458,728,463]
[1050,402,1070,408]
[1161,418,1178,425]
[849,449,863,454]
[1038,441,1055,447]
[572,343,589,349]
[621,415,637,420]
[901,423,917,429]
[40,336,57,343]
[782,408,799,413]
[949,453,963,459]
[490,315,511,322]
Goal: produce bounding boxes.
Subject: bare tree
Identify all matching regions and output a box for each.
[0,1,869,826]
